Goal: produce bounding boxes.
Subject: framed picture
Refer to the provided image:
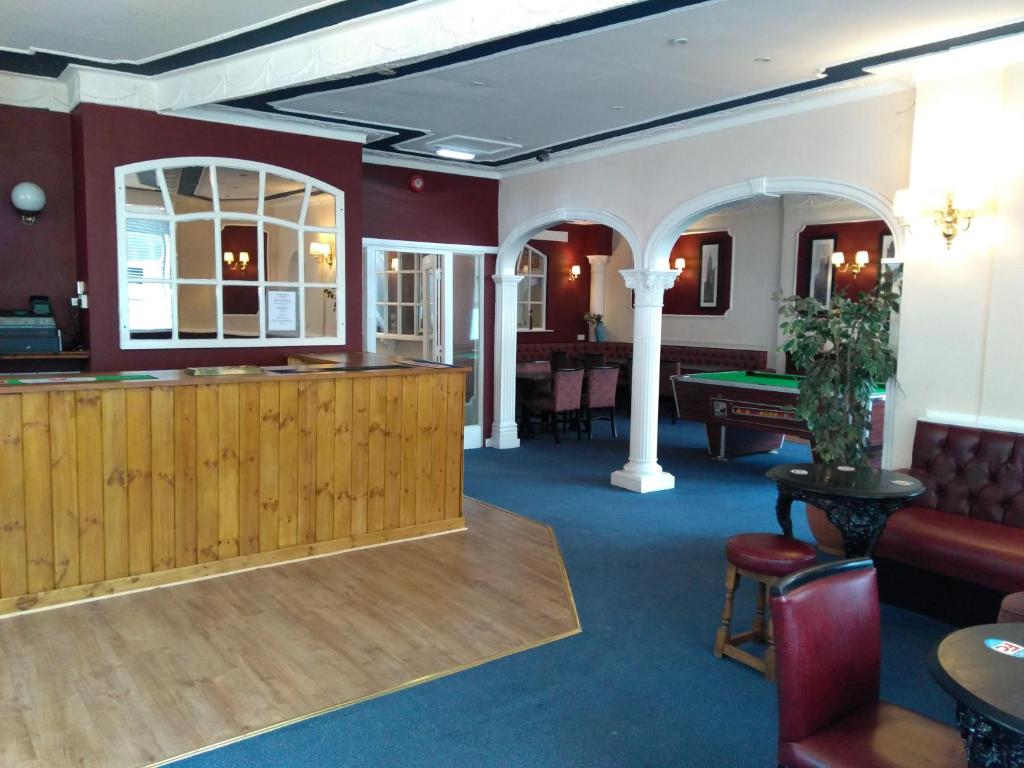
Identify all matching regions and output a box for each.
[699,243,719,308]
[809,236,836,305]
[880,233,897,263]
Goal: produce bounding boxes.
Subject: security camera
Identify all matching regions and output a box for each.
[535,150,551,163]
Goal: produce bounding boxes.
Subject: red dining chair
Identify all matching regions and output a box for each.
[583,365,619,438]
[524,367,584,443]
[770,559,966,768]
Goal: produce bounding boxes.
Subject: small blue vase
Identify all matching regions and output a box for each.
[594,321,607,342]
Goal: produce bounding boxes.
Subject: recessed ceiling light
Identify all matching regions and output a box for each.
[436,148,476,161]
[330,109,346,115]
[503,135,517,141]
[611,105,625,110]
[471,80,487,87]
[754,56,772,63]
[669,37,688,46]
[377,67,397,76]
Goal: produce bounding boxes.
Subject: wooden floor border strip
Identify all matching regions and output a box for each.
[149,498,580,768]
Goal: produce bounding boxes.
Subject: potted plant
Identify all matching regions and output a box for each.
[778,270,901,552]
[584,312,606,342]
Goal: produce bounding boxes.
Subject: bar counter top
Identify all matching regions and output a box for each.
[0,351,463,395]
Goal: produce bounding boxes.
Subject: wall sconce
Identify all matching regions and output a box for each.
[390,256,400,272]
[310,241,334,268]
[223,250,250,272]
[893,189,976,250]
[569,264,581,281]
[10,181,46,224]
[673,257,686,283]
[831,250,869,275]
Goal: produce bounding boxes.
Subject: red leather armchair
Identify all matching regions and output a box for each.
[770,559,965,768]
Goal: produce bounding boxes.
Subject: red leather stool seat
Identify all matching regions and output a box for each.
[726,533,817,577]
[999,591,1024,623]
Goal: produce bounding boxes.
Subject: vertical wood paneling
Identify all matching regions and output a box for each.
[217,384,240,560]
[277,382,299,548]
[150,388,176,571]
[296,382,316,545]
[445,374,465,520]
[101,390,129,579]
[367,377,387,534]
[21,393,53,594]
[350,379,369,536]
[238,383,261,556]
[174,387,198,566]
[384,377,402,531]
[332,379,352,540]
[0,396,27,597]
[313,381,335,543]
[429,376,447,523]
[195,386,219,563]
[49,391,80,588]
[75,392,104,584]
[125,389,153,576]
[258,383,280,552]
[415,376,434,526]
[400,376,418,528]
[0,369,467,610]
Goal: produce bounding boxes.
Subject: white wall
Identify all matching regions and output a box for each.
[891,60,1024,465]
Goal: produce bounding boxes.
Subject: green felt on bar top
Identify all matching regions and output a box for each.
[685,370,885,395]
[3,374,157,385]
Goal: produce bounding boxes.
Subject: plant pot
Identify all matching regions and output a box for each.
[805,503,845,556]
[594,321,607,342]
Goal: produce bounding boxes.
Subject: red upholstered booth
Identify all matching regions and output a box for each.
[875,420,1024,624]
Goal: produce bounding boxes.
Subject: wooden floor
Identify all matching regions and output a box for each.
[0,498,579,768]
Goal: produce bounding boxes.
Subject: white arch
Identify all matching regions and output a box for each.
[643,176,905,268]
[489,207,642,450]
[496,207,643,274]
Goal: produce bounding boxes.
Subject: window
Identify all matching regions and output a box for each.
[516,245,546,330]
[115,158,345,348]
[373,250,433,339]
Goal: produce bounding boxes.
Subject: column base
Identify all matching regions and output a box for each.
[486,422,521,450]
[610,468,676,493]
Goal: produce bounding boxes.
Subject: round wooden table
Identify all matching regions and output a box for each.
[767,463,924,557]
[929,623,1024,768]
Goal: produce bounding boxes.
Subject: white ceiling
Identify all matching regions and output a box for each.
[272,0,1024,162]
[0,0,340,63]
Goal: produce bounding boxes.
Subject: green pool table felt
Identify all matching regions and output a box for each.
[684,370,885,396]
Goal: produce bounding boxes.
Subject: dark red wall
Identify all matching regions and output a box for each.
[796,220,891,299]
[664,231,732,315]
[362,164,498,246]
[221,225,261,314]
[517,223,613,344]
[71,103,364,371]
[0,106,79,339]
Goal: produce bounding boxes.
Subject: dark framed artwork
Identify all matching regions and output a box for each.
[809,236,836,305]
[880,233,896,263]
[699,243,720,308]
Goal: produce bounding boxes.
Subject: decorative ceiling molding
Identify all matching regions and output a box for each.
[0,70,69,111]
[361,150,502,180]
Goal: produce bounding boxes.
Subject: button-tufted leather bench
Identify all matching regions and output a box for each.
[874,420,1024,623]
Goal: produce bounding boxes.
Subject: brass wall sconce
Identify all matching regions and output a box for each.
[831,250,869,275]
[673,257,686,283]
[569,264,581,281]
[934,193,973,249]
[223,250,250,272]
[310,241,334,268]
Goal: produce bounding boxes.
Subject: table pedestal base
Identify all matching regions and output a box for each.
[958,702,1024,768]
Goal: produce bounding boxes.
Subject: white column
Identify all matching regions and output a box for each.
[487,274,524,449]
[611,269,677,493]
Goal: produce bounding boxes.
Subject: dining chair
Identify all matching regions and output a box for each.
[524,367,584,443]
[550,350,571,370]
[583,365,619,438]
[770,559,966,768]
[583,352,607,369]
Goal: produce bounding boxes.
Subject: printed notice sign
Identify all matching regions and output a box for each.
[267,289,298,334]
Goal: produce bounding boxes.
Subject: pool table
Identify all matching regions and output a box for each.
[671,370,886,460]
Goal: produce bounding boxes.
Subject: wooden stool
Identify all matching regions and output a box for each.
[714,533,816,681]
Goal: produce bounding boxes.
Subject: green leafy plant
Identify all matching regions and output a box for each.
[583,312,603,325]
[778,270,901,466]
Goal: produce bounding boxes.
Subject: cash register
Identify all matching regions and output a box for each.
[0,296,62,354]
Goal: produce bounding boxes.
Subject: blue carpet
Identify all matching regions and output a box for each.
[175,418,954,767]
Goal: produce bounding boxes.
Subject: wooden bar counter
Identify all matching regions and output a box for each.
[0,357,467,615]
